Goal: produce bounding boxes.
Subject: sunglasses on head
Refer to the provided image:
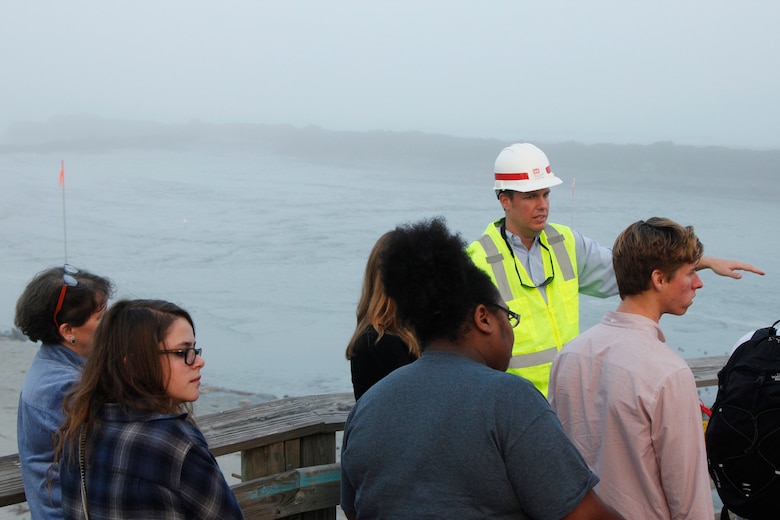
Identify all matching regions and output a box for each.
[53,264,79,329]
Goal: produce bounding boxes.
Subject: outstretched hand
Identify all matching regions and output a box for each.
[699,256,766,279]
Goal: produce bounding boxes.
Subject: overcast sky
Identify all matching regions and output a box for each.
[2,1,779,148]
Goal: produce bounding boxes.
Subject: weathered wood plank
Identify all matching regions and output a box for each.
[242,442,289,480]
[301,433,336,468]
[687,355,728,388]
[232,463,340,520]
[198,393,354,457]
[299,434,337,520]
[0,454,24,507]
[285,440,301,472]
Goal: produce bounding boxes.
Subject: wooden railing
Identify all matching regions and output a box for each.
[0,392,356,519]
[0,356,730,518]
[687,355,727,389]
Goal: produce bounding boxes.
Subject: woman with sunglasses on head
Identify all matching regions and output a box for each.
[340,218,623,520]
[15,265,114,520]
[54,299,244,520]
[345,230,420,400]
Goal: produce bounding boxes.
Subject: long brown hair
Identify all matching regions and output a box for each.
[345,231,419,359]
[53,299,195,463]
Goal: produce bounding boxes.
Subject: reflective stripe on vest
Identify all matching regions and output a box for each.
[476,224,577,377]
[478,225,575,299]
[543,225,575,281]
[477,234,513,303]
[508,346,558,369]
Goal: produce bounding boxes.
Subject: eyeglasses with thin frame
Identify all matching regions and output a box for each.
[159,347,202,366]
[53,264,79,328]
[500,223,555,289]
[516,242,555,289]
[487,303,521,328]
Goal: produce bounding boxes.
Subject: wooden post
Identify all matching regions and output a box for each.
[240,433,337,520]
[300,433,336,520]
[242,442,291,479]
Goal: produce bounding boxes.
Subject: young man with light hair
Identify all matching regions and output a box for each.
[549,217,715,519]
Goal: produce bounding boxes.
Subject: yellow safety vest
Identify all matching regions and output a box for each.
[467,219,579,397]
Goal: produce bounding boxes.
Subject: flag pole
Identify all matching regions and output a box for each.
[60,160,68,264]
[570,176,576,228]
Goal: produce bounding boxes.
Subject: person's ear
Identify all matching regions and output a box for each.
[651,269,665,290]
[498,192,511,211]
[650,269,670,292]
[473,304,493,334]
[58,322,72,340]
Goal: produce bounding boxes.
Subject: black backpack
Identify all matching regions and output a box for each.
[706,320,780,520]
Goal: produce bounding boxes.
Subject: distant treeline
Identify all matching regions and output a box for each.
[2,116,778,192]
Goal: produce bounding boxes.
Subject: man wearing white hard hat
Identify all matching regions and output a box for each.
[467,143,765,397]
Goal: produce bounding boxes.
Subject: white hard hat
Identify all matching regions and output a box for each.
[494,143,563,193]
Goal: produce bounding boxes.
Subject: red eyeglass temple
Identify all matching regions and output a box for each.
[53,284,69,327]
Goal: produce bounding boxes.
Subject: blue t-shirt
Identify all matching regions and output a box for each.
[340,351,599,519]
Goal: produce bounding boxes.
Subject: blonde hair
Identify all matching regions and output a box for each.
[345,231,419,359]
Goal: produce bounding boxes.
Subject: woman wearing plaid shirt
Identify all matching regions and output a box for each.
[54,299,244,520]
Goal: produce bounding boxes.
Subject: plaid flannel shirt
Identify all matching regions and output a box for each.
[61,404,244,520]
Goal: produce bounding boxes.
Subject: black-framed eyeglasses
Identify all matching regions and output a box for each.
[487,303,521,328]
[159,347,202,366]
[53,264,79,328]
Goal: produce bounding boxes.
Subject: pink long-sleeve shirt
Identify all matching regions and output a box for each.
[549,311,714,520]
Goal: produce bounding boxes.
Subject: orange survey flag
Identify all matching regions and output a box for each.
[59,160,64,187]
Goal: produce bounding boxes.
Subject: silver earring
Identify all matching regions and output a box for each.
[70,336,77,346]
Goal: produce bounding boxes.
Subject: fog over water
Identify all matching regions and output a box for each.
[2,1,780,148]
[1,123,777,402]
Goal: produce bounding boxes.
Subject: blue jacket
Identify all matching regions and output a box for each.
[18,343,85,520]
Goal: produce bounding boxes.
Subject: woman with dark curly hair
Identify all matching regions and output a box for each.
[54,299,244,520]
[345,230,419,400]
[15,265,114,520]
[340,217,622,520]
